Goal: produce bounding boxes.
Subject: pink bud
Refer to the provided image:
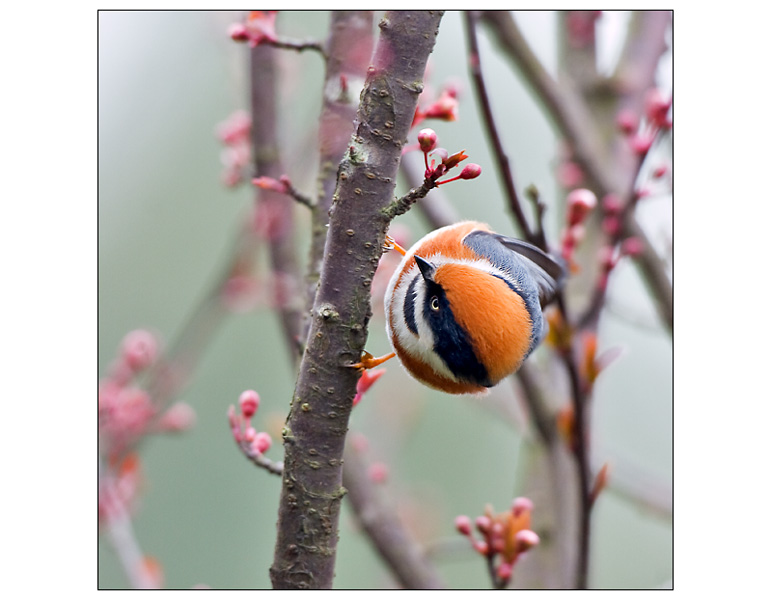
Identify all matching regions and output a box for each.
[602,193,623,215]
[602,215,620,236]
[417,128,438,153]
[431,148,448,163]
[599,246,617,271]
[497,561,514,582]
[556,160,584,188]
[244,426,257,442]
[252,431,272,454]
[356,368,387,396]
[566,188,597,226]
[473,540,489,555]
[157,402,196,432]
[455,515,472,536]
[459,163,482,180]
[621,237,644,257]
[239,390,260,418]
[514,529,540,553]
[121,329,158,373]
[228,23,249,42]
[368,462,389,484]
[511,497,534,517]
[652,164,668,179]
[475,515,492,534]
[616,109,638,135]
[644,88,671,128]
[253,176,289,194]
[630,132,654,155]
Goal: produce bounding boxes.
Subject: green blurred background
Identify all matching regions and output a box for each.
[98,11,672,589]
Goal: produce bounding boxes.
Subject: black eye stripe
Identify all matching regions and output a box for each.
[403,274,419,335]
[422,281,492,388]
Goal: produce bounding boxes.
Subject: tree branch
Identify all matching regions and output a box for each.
[464,12,537,246]
[250,45,302,364]
[481,11,672,334]
[269,11,445,589]
[304,11,375,337]
[342,445,445,589]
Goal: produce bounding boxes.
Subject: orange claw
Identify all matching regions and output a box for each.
[384,235,407,256]
[350,350,396,371]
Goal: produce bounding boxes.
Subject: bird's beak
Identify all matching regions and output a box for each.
[414,255,436,282]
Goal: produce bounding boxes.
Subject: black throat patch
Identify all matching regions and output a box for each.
[422,280,492,388]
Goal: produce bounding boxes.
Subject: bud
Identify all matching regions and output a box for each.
[615,109,638,135]
[621,236,644,257]
[475,515,492,534]
[473,540,489,555]
[239,390,260,419]
[157,402,196,432]
[455,515,472,536]
[514,529,540,553]
[511,497,533,518]
[356,368,386,396]
[368,462,389,484]
[442,149,468,170]
[630,132,654,155]
[417,128,438,153]
[602,193,623,215]
[121,329,158,373]
[459,163,482,180]
[228,23,249,42]
[590,462,610,506]
[497,561,514,582]
[431,147,448,163]
[644,88,672,128]
[566,188,597,226]
[253,176,290,194]
[252,431,272,454]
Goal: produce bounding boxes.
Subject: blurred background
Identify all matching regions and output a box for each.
[98,11,672,589]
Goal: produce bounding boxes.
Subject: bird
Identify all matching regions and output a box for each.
[356,221,565,395]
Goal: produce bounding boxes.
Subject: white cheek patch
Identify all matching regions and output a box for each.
[385,262,457,382]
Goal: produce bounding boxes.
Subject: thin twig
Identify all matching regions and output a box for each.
[557,296,592,590]
[481,11,672,333]
[238,441,285,475]
[267,37,327,58]
[383,177,437,219]
[464,11,536,246]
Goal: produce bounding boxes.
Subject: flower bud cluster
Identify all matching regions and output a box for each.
[417,128,482,187]
[455,498,540,588]
[616,87,672,157]
[216,110,252,187]
[229,390,273,456]
[229,11,278,48]
[99,330,196,461]
[412,87,459,129]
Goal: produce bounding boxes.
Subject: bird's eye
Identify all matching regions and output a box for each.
[430,296,440,311]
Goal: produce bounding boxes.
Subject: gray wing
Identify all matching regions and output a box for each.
[464,230,566,308]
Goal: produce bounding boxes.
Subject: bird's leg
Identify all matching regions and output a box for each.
[383,235,407,256]
[349,350,396,371]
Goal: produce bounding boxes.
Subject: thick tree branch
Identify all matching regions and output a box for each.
[269,11,445,589]
[304,11,375,334]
